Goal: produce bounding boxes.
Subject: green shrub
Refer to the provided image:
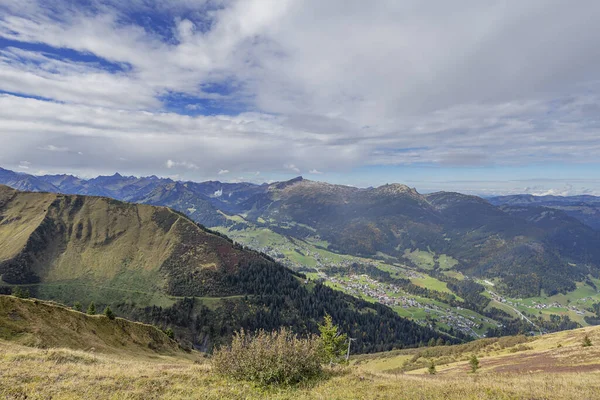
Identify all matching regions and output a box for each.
[164,328,175,340]
[469,354,479,373]
[12,287,29,299]
[104,306,115,320]
[73,301,82,312]
[212,328,323,386]
[87,302,96,315]
[427,360,436,375]
[582,335,592,347]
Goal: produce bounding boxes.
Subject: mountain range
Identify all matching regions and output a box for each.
[489,194,600,231]
[0,183,451,352]
[3,167,599,299]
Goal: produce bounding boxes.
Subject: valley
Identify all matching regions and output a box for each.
[212,219,599,339]
[0,184,451,353]
[3,167,600,342]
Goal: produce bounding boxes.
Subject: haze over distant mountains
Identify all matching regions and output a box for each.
[2,166,600,300]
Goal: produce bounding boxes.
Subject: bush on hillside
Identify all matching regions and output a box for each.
[469,354,479,373]
[164,328,175,339]
[212,328,323,386]
[582,335,592,347]
[427,360,436,375]
[104,306,115,320]
[87,302,96,315]
[12,287,30,299]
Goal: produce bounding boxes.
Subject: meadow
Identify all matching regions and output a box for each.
[2,336,600,400]
[2,297,600,400]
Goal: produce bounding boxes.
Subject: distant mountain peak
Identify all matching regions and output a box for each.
[271,176,304,190]
[372,183,420,198]
[376,182,412,191]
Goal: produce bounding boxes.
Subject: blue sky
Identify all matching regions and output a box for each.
[1,0,600,195]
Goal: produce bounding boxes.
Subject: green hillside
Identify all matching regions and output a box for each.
[0,185,450,353]
[4,171,600,340]
[0,295,187,358]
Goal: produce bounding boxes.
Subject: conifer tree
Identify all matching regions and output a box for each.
[318,314,348,364]
[87,302,96,315]
[104,306,115,320]
[469,354,479,373]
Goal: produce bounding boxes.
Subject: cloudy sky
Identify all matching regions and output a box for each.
[1,0,600,195]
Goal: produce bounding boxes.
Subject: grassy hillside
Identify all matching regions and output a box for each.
[0,295,187,358]
[0,184,260,288]
[355,325,600,376]
[4,169,600,335]
[1,298,600,399]
[0,185,450,353]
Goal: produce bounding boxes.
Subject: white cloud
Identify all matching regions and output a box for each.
[39,144,69,152]
[522,184,588,197]
[1,93,600,184]
[166,159,199,170]
[309,169,323,175]
[0,1,599,190]
[17,160,30,169]
[218,169,229,175]
[284,164,300,173]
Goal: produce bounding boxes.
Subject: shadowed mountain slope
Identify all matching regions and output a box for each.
[0,185,451,353]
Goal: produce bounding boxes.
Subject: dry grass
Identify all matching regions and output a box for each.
[0,187,56,262]
[2,295,600,398]
[0,342,600,400]
[357,325,600,380]
[0,296,187,358]
[0,188,249,288]
[2,336,600,399]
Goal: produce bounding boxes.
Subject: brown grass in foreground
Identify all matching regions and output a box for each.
[1,340,600,400]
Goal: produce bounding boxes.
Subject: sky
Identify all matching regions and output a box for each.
[1,0,600,196]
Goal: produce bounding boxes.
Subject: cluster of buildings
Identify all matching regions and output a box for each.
[324,273,496,337]
[235,233,515,337]
[490,291,587,316]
